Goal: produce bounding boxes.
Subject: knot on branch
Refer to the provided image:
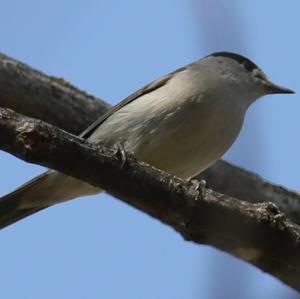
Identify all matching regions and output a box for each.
[0,108,55,161]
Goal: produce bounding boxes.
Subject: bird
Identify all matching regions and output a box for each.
[0,52,294,229]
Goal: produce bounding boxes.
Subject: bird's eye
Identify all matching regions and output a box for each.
[253,70,266,81]
[256,73,264,80]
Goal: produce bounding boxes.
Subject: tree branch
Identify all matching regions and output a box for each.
[0,52,299,224]
[0,107,299,290]
[200,161,300,224]
[0,52,109,134]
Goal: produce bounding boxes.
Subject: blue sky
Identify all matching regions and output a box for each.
[0,1,299,298]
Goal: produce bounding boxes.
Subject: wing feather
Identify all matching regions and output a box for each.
[80,66,186,139]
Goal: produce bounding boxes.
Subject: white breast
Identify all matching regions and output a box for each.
[90,71,247,179]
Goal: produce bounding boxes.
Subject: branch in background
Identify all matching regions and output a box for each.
[0,107,300,291]
[0,53,109,134]
[0,53,299,224]
[200,162,300,224]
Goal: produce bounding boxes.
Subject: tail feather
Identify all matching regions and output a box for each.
[0,171,100,230]
[0,198,46,229]
[0,172,52,229]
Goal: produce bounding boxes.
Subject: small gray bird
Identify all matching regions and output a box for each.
[0,52,294,229]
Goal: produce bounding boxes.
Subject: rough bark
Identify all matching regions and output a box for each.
[0,52,299,224]
[200,161,300,224]
[0,107,299,291]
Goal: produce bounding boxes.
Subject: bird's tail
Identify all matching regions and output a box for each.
[0,171,100,229]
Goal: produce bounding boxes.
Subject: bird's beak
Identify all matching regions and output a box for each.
[266,80,295,94]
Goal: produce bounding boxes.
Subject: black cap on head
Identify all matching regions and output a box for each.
[210,52,295,94]
[211,52,259,73]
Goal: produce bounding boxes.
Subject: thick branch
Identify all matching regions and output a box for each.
[0,53,109,134]
[200,162,300,224]
[0,53,299,223]
[0,107,300,291]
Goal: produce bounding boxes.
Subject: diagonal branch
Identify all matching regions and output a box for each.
[200,162,300,224]
[0,52,299,223]
[0,52,109,134]
[0,107,299,291]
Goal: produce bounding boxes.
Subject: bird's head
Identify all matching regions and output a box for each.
[196,52,294,106]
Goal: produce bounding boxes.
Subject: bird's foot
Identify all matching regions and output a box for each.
[114,143,127,169]
[186,177,206,198]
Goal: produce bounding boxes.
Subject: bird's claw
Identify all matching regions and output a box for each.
[186,177,206,198]
[114,143,127,169]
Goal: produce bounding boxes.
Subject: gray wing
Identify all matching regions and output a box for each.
[80,66,186,139]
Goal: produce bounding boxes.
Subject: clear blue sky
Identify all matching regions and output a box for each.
[0,1,299,298]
